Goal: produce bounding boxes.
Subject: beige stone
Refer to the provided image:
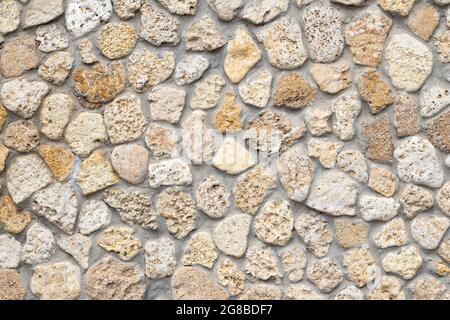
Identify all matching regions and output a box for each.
[183,16,226,51]
[78,39,98,64]
[373,218,408,248]
[97,226,142,261]
[57,234,92,270]
[145,238,176,279]
[214,91,242,133]
[437,182,450,216]
[368,167,399,197]
[156,0,198,15]
[145,124,178,158]
[407,5,440,41]
[0,0,20,35]
[434,30,450,63]
[241,0,288,25]
[238,68,272,108]
[379,0,416,16]
[213,214,251,258]
[23,0,64,28]
[255,200,294,246]
[394,94,420,137]
[307,258,343,293]
[245,244,281,281]
[273,73,316,109]
[213,137,255,175]
[279,246,307,282]
[217,260,245,296]
[40,94,73,140]
[182,232,218,268]
[38,51,74,85]
[409,276,446,300]
[411,215,449,250]
[111,144,148,184]
[0,35,39,78]
[4,120,39,153]
[310,63,351,94]
[367,276,405,300]
[362,115,394,163]
[307,138,344,169]
[343,246,378,287]
[304,105,332,137]
[295,213,333,257]
[285,284,324,300]
[113,0,142,20]
[140,4,180,46]
[191,74,226,110]
[242,285,282,300]
[382,246,422,280]
[31,262,80,300]
[0,269,26,300]
[335,219,368,249]
[427,111,450,153]
[400,184,434,218]
[336,149,368,182]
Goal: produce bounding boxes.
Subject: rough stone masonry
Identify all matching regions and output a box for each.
[0,0,449,300]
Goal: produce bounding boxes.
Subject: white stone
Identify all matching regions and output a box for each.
[419,81,450,118]
[213,137,256,175]
[57,234,92,269]
[241,0,289,25]
[148,159,192,188]
[79,200,111,235]
[174,55,209,86]
[213,214,251,258]
[66,0,113,37]
[411,215,449,250]
[22,223,55,265]
[145,238,176,279]
[0,234,21,268]
[359,195,400,222]
[239,68,272,108]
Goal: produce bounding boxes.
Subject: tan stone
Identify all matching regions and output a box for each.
[373,218,408,248]
[217,260,245,296]
[285,284,325,300]
[409,276,446,300]
[213,214,252,258]
[367,276,405,300]
[38,51,74,85]
[4,120,39,153]
[304,105,332,137]
[144,124,178,159]
[97,226,142,261]
[0,195,32,235]
[31,262,80,300]
[0,35,39,78]
[438,239,450,264]
[362,115,394,163]
[38,144,75,182]
[241,285,282,300]
[40,93,74,140]
[191,74,226,110]
[307,258,343,293]
[78,39,98,64]
[434,30,450,63]
[394,94,420,137]
[400,184,434,218]
[183,16,226,51]
[182,232,218,268]
[379,0,416,16]
[358,70,394,114]
[214,91,242,133]
[343,246,378,287]
[97,23,138,59]
[213,137,255,175]
[427,111,450,153]
[140,4,180,46]
[310,63,351,94]
[273,73,316,109]
[0,0,20,35]
[408,5,440,41]
[0,269,26,300]
[335,219,368,249]
[437,182,450,216]
[368,167,398,197]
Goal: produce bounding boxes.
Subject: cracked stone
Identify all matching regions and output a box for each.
[79,200,111,235]
[295,213,333,257]
[145,237,176,279]
[373,218,408,248]
[97,226,142,261]
[382,246,423,279]
[76,151,118,195]
[213,214,251,258]
[182,232,218,269]
[196,176,230,219]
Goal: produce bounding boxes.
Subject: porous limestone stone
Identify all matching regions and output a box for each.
[213,137,255,175]
[334,219,368,249]
[104,94,147,144]
[331,91,362,141]
[394,94,420,137]
[295,213,333,257]
[75,151,119,195]
[4,120,39,153]
[0,105,6,132]
[382,246,423,280]
[419,81,450,118]
[358,70,394,114]
[217,260,246,296]
[6,154,52,204]
[1,78,49,119]
[103,188,158,230]
[72,62,126,108]
[111,144,148,184]
[241,0,288,25]
[40,93,73,141]
[79,200,111,235]
[279,246,307,282]
[31,262,81,300]
[196,176,230,219]
[379,0,417,16]
[0,144,7,172]
[148,85,186,124]
[342,246,378,287]
[304,105,332,137]
[335,286,364,300]
[66,0,113,37]
[385,33,433,92]
[367,276,405,300]
[148,158,192,188]
[38,51,74,85]
[239,68,272,108]
[285,284,325,300]
[57,234,92,269]
[437,182,450,216]
[332,0,366,5]
[182,232,218,268]
[434,30,450,63]
[224,26,261,83]
[273,73,316,109]
[145,124,178,159]
[255,200,294,246]
[344,6,392,67]
[171,266,229,300]
[0,234,21,268]
[302,6,344,63]
[183,16,226,51]
[256,17,307,70]
[65,112,108,157]
[337,149,368,182]
[113,0,142,19]
[22,223,55,265]
[409,275,446,300]
[0,195,32,235]
[307,258,343,293]
[407,5,440,41]
[359,194,400,222]
[156,188,196,239]
[307,138,344,169]
[0,35,39,78]
[427,111,450,153]
[36,24,69,53]
[0,0,20,35]
[394,137,444,188]
[145,237,176,279]
[32,183,78,234]
[241,285,283,300]
[368,167,398,197]
[0,269,26,300]
[127,49,175,92]
[362,115,394,163]
[156,0,198,16]
[306,170,359,216]
[411,214,449,250]
[174,55,209,86]
[191,74,226,110]
[213,214,251,258]
[85,256,145,300]
[140,3,179,46]
[439,239,450,264]
[207,0,242,21]
[97,226,142,261]
[400,184,434,218]
[78,39,98,64]
[233,165,276,215]
[373,218,408,248]
[310,63,351,94]
[97,23,138,60]
[23,0,64,28]
[245,244,281,281]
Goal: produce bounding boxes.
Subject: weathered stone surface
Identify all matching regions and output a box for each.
[75,151,118,195]
[145,238,176,279]
[255,200,293,246]
[156,188,196,239]
[367,276,405,300]
[184,16,225,51]
[7,154,52,204]
[373,218,408,248]
[0,234,21,268]
[280,246,307,282]
[57,234,92,269]
[171,266,229,300]
[241,0,288,25]
[145,124,178,159]
[213,137,255,175]
[174,55,209,86]
[411,214,449,250]
[66,0,113,37]
[65,112,107,157]
[239,68,272,108]
[113,0,142,19]
[196,176,230,219]
[31,261,80,300]
[0,0,20,35]
[302,6,344,63]
[437,182,450,216]
[207,0,242,21]
[343,246,378,287]
[127,48,175,93]
[335,286,364,300]
[394,137,444,188]
[148,158,192,188]
[306,170,359,216]
[439,239,450,264]
[273,73,316,109]
[36,24,69,53]
[304,105,332,137]
[344,6,392,67]
[419,81,450,118]
[156,0,198,16]
[97,23,138,59]
[394,94,420,137]
[295,214,333,257]
[310,63,351,94]
[182,232,218,268]
[1,78,49,119]
[40,94,73,140]
[225,26,261,83]
[0,195,32,235]
[434,30,450,63]
[4,120,39,153]
[78,39,98,64]
[382,246,422,279]
[285,284,325,300]
[32,183,78,234]
[307,258,343,293]
[22,223,55,265]
[217,260,245,296]
[39,51,74,85]
[97,226,142,261]
[427,111,450,153]
[245,244,281,281]
[213,214,251,258]
[0,35,39,78]
[148,85,185,124]
[191,74,225,110]
[409,275,446,300]
[385,33,433,92]
[359,71,394,114]
[379,0,416,16]
[368,167,398,197]
[85,256,145,300]
[0,269,26,300]
[111,144,148,184]
[0,105,6,132]
[242,285,282,300]
[331,91,361,141]
[362,115,394,163]
[408,5,440,41]
[400,184,434,218]
[0,144,7,172]
[256,17,307,70]
[307,138,344,169]
[140,3,179,46]
[79,200,111,235]
[359,194,399,222]
[337,149,368,182]
[335,219,368,249]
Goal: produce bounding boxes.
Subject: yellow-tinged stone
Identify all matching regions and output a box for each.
[0,105,6,132]
[214,91,242,133]
[407,5,440,41]
[0,144,8,172]
[0,195,32,235]
[358,70,394,114]
[38,144,75,182]
[224,26,261,83]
